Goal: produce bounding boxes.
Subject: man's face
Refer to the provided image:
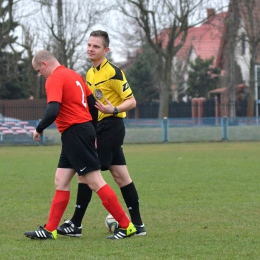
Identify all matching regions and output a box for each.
[87,36,109,63]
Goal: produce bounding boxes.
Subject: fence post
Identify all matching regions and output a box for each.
[2,101,5,117]
[162,117,169,142]
[222,116,228,141]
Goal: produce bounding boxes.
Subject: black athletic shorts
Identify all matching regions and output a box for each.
[96,117,126,171]
[58,122,100,176]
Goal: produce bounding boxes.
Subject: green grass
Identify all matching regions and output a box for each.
[1,142,260,259]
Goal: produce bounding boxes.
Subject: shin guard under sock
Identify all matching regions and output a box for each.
[45,190,70,232]
[121,182,143,225]
[70,183,92,227]
[97,184,130,228]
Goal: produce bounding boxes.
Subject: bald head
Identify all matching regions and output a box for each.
[32,50,60,78]
[33,50,57,66]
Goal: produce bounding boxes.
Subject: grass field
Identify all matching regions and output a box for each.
[0,142,260,259]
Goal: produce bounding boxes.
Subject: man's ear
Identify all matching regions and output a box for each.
[41,61,47,68]
[105,47,110,55]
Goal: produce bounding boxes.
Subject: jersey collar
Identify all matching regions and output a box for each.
[93,58,108,72]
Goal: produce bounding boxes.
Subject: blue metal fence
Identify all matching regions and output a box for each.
[1,117,260,145]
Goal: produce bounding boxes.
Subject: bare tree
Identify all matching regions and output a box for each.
[12,0,46,98]
[222,0,240,118]
[115,0,225,118]
[19,24,42,98]
[238,0,260,117]
[7,0,114,98]
[36,0,112,71]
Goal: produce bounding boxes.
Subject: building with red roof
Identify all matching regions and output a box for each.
[172,6,259,117]
[122,4,260,117]
[176,9,226,69]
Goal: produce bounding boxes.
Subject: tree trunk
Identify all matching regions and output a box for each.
[229,59,236,118]
[247,53,257,117]
[57,0,65,65]
[157,55,172,118]
[247,85,254,117]
[158,83,169,118]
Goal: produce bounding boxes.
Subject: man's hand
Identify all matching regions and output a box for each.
[94,98,114,114]
[33,129,43,142]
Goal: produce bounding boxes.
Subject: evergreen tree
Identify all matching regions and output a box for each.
[187,56,221,98]
[125,46,158,102]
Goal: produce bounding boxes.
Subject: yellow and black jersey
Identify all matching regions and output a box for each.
[86,58,134,121]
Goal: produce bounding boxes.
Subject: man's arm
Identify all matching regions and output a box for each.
[87,93,98,129]
[33,102,60,142]
[94,96,136,114]
[117,96,136,112]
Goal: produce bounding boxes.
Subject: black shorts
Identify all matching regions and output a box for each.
[96,117,126,171]
[58,122,100,175]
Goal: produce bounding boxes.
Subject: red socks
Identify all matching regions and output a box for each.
[97,184,130,229]
[45,186,129,231]
[45,190,70,232]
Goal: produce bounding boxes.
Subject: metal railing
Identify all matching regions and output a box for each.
[1,115,260,145]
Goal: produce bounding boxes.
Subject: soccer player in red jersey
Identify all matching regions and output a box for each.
[23,50,136,240]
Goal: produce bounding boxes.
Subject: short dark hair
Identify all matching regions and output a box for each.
[90,30,110,48]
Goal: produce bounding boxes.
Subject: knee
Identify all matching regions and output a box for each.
[112,174,132,187]
[54,176,70,191]
[109,166,132,186]
[112,175,123,186]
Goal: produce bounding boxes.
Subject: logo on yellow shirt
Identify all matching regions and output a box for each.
[95,89,103,100]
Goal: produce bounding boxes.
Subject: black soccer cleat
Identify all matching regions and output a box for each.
[134,224,147,236]
[24,226,57,240]
[57,220,82,237]
[107,222,136,239]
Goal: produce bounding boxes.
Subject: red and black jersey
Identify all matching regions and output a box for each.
[45,65,92,133]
